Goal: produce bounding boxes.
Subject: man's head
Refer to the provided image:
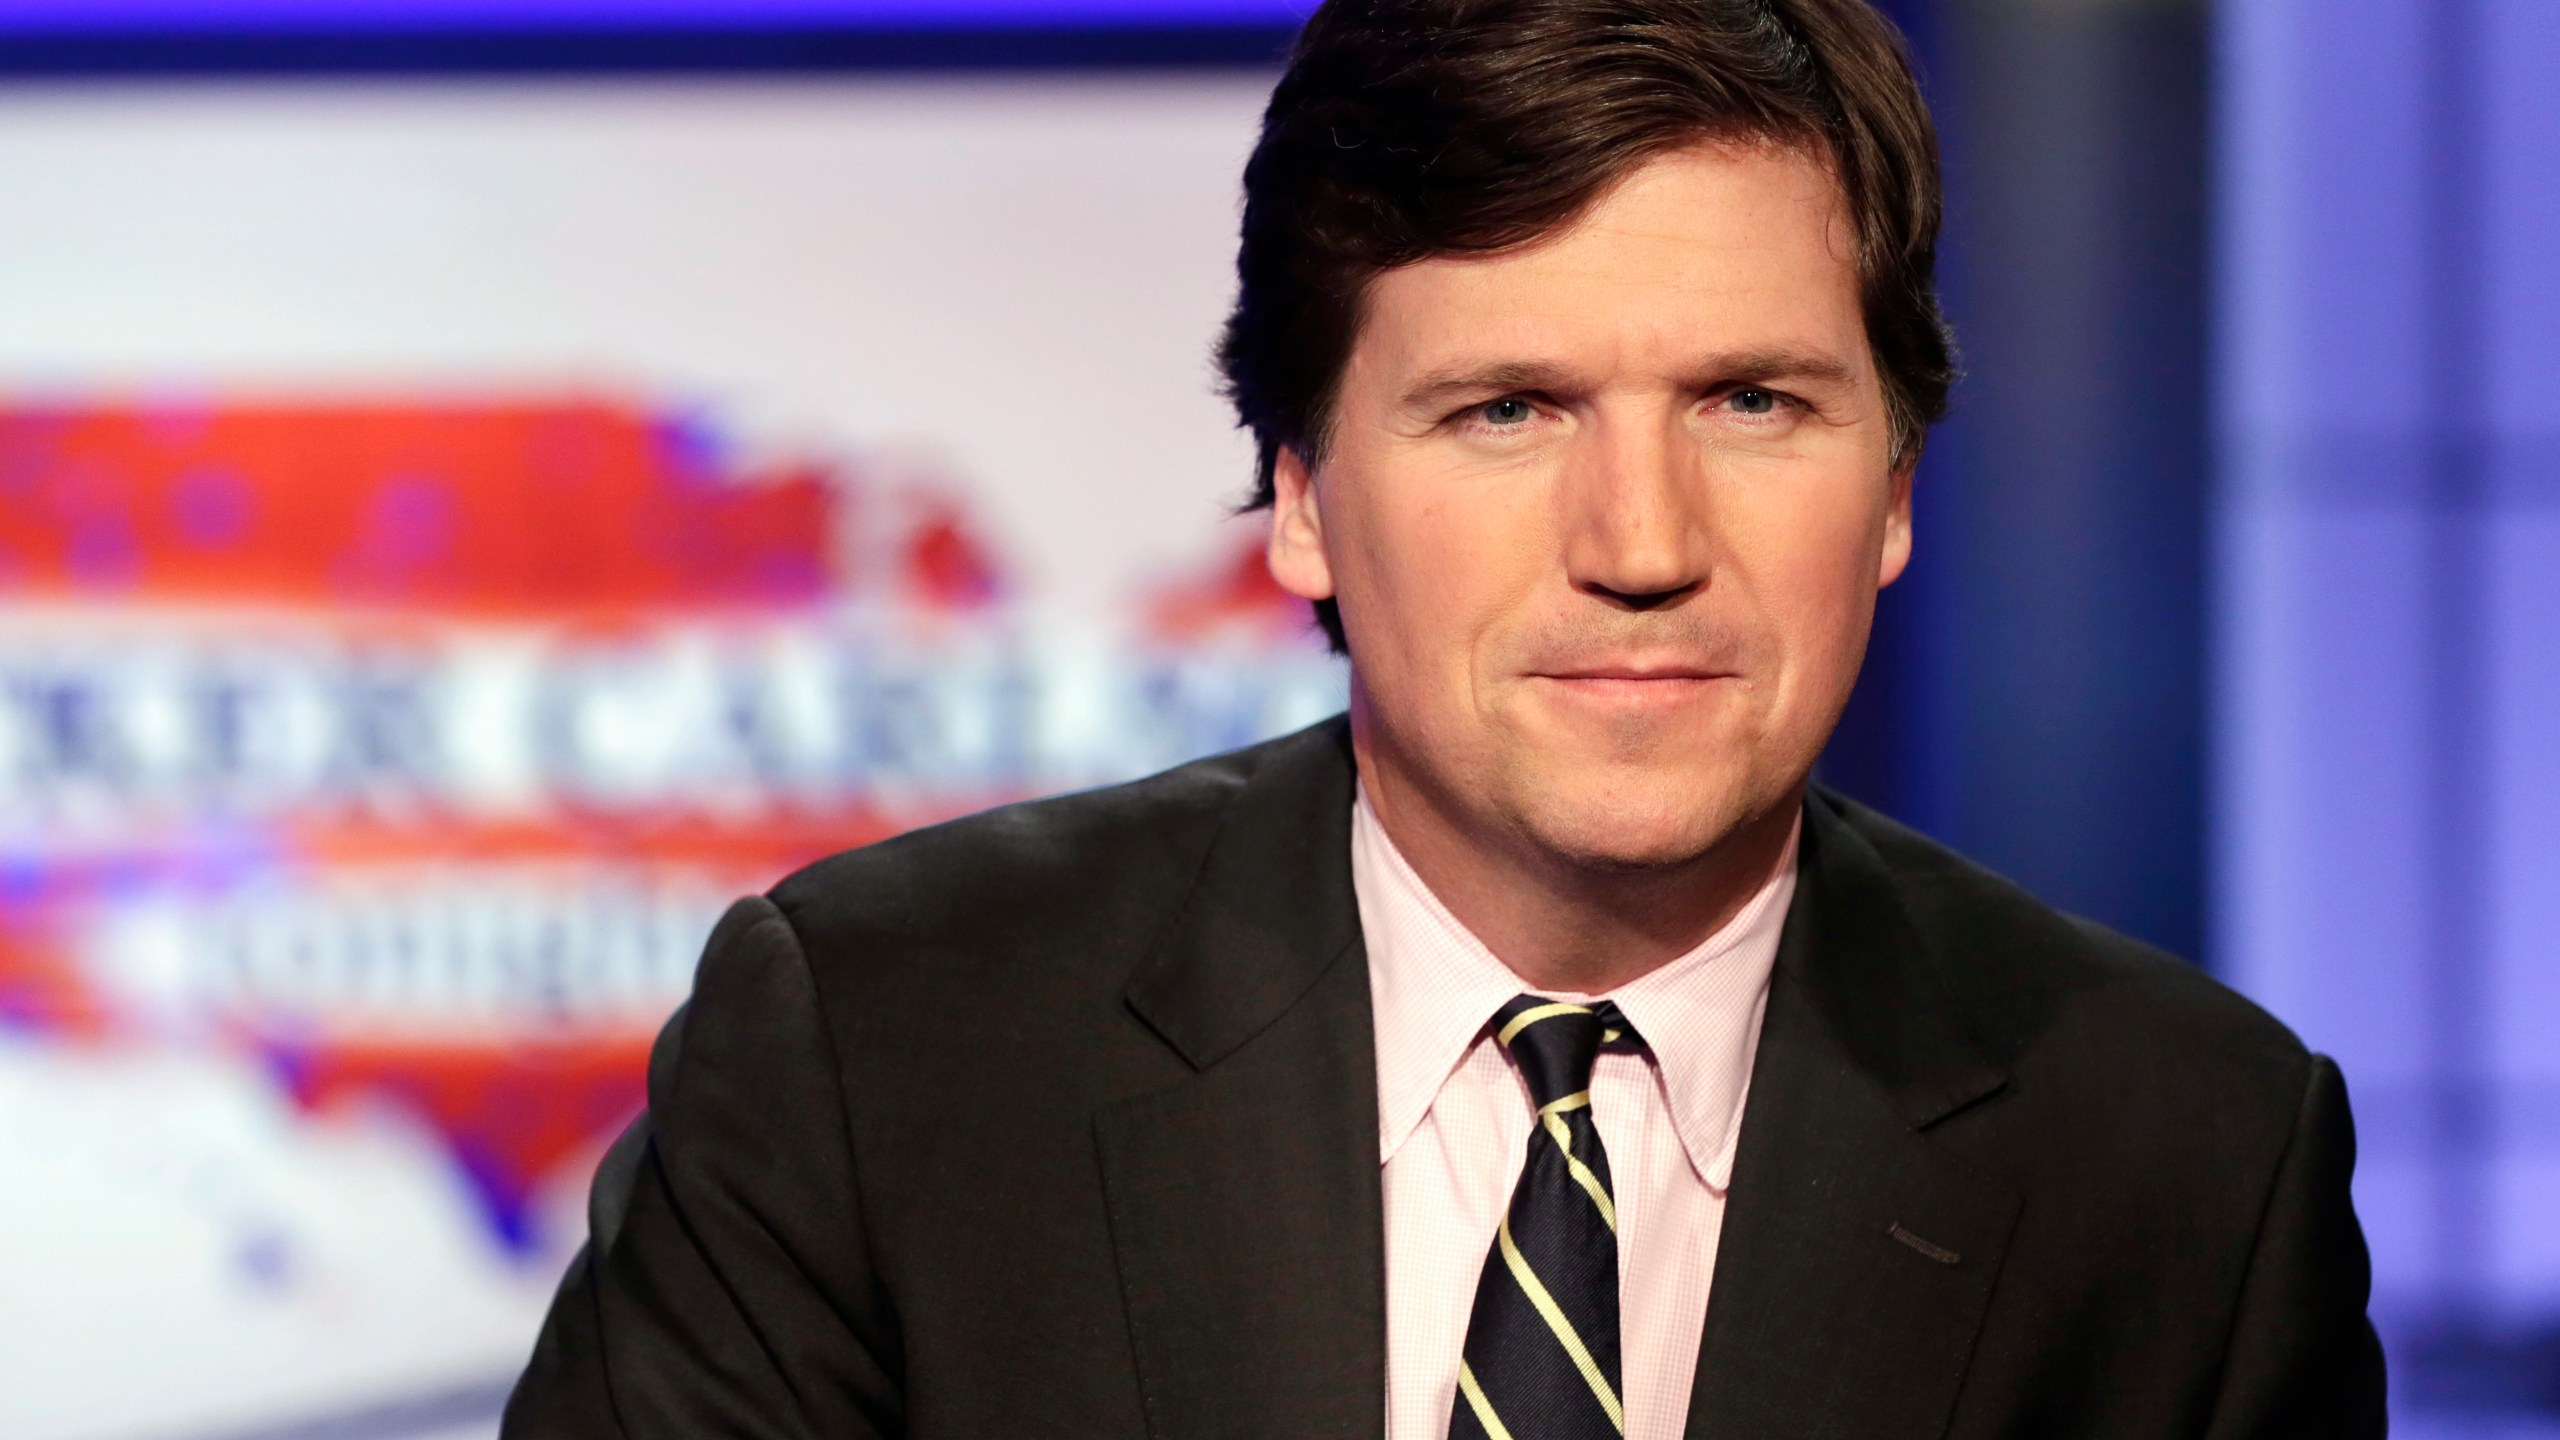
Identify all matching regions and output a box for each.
[1220,0,1948,878]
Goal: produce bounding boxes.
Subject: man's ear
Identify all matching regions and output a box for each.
[1877,453,1915,588]
[1266,445,1337,603]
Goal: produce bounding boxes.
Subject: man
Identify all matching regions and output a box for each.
[505,0,2386,1434]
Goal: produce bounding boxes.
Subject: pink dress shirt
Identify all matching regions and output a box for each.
[1353,791,1797,1440]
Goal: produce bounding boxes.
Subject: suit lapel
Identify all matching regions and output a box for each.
[1686,792,2021,1440]
[1095,720,1386,1440]
[1091,734,2017,1440]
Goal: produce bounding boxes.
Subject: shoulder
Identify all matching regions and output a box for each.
[1814,787,2318,1128]
[760,721,1332,988]
[771,739,1249,951]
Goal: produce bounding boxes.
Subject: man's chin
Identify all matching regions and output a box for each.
[1504,777,1765,876]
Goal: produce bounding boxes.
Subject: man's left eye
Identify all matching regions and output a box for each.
[1728,388,1781,416]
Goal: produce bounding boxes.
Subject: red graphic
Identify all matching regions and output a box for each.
[267,1032,655,1255]
[0,397,1028,1256]
[0,401,839,615]
[1145,530,1317,641]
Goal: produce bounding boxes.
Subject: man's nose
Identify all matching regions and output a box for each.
[1561,412,1710,609]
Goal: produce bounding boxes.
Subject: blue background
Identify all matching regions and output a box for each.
[0,1,1307,24]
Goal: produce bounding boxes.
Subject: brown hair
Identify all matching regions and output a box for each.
[1217,0,1953,647]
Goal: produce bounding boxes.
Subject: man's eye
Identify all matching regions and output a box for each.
[1728,388,1781,416]
[1478,397,1536,426]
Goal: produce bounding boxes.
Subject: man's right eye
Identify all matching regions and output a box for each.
[1479,397,1535,426]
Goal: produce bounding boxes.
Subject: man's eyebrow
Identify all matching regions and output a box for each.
[1397,361,1585,411]
[1396,349,1859,411]
[1694,348,1860,387]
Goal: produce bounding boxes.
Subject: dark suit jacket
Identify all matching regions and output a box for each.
[504,717,2385,1438]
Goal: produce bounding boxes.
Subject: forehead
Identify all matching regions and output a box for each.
[1352,141,1867,380]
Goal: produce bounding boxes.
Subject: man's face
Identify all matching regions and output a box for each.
[1268,140,1910,872]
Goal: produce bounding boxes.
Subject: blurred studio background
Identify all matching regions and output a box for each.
[0,1,2546,1437]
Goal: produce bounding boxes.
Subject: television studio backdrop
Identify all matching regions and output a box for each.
[0,2,2546,1437]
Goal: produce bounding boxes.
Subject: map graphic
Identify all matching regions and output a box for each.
[0,396,1341,1269]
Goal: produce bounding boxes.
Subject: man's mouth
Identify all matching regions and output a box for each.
[1527,662,1739,706]
[1537,664,1728,682]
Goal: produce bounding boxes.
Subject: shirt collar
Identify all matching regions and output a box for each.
[1354,786,1798,1189]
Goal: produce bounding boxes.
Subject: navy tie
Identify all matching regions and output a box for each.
[1449,995,1643,1440]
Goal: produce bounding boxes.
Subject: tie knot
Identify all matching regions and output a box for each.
[1491,995,1639,1107]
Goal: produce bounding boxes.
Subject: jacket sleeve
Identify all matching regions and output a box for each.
[2201,1054,2388,1439]
[501,896,903,1440]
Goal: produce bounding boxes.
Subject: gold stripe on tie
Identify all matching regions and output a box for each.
[1496,1214,1628,1432]
[1541,1110,1619,1232]
[1456,1361,1519,1440]
[1497,1002,1592,1048]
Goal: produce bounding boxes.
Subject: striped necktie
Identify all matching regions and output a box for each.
[1450,995,1643,1440]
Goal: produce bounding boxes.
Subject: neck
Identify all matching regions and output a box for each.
[1353,723,1800,997]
